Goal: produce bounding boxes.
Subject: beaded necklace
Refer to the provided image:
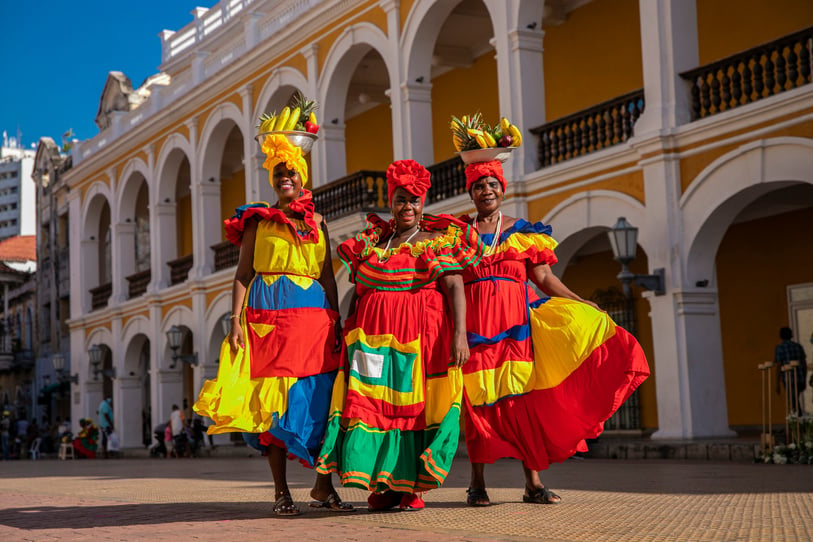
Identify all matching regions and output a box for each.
[475,211,502,255]
[378,225,421,262]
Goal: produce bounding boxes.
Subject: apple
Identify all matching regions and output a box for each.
[305,121,319,134]
[498,135,514,147]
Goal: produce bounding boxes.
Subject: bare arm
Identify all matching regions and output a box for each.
[439,273,469,367]
[317,220,343,352]
[528,263,601,311]
[229,219,257,353]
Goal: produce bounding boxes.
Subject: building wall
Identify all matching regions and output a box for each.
[543,0,643,121]
[696,0,813,64]
[345,103,394,173]
[716,208,813,426]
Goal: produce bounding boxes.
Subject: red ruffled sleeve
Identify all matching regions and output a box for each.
[223,189,319,245]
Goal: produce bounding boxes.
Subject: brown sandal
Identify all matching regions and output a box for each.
[273,494,301,516]
[309,492,355,512]
[523,486,561,504]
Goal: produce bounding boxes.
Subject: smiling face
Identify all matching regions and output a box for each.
[390,187,424,231]
[272,162,303,201]
[469,176,505,215]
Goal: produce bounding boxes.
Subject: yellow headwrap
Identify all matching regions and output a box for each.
[261,134,309,187]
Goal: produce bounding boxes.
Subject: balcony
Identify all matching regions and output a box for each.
[312,170,388,221]
[681,26,813,120]
[126,269,151,299]
[531,89,645,168]
[426,156,466,205]
[168,254,193,285]
[89,282,112,310]
[212,241,239,272]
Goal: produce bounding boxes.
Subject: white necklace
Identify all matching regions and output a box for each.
[379,226,420,262]
[475,211,502,255]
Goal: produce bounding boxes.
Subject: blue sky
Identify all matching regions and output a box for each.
[0,1,211,149]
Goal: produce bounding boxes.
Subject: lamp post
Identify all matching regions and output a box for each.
[166,325,198,369]
[88,344,115,380]
[52,352,78,384]
[607,217,665,298]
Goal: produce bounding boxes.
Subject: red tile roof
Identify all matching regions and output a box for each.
[0,236,36,262]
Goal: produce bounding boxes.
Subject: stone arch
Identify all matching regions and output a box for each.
[682,137,813,287]
[401,0,464,82]
[255,66,309,117]
[198,101,246,184]
[116,158,150,219]
[81,184,114,309]
[542,190,648,271]
[205,291,232,366]
[155,133,194,205]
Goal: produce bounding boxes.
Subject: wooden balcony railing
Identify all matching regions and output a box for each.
[426,156,466,205]
[312,170,388,221]
[531,89,645,168]
[681,26,813,120]
[212,241,239,271]
[126,269,151,299]
[167,254,193,285]
[89,282,112,311]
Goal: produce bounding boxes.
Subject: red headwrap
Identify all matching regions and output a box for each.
[386,159,431,203]
[464,160,506,192]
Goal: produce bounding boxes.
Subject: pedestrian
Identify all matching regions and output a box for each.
[316,159,483,511]
[195,108,353,516]
[169,404,189,458]
[775,327,808,415]
[457,155,649,506]
[1,411,10,460]
[98,397,114,458]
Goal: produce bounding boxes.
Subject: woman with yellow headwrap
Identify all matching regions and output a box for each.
[195,128,353,516]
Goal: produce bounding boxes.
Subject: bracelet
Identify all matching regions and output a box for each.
[229,314,240,320]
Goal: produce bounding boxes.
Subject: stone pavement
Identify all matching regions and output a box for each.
[0,455,811,541]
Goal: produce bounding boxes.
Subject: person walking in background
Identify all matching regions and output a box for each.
[98,397,114,459]
[775,327,808,415]
[169,404,189,458]
[1,411,10,460]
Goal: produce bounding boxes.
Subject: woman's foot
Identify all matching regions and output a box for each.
[399,492,425,511]
[309,490,355,512]
[522,485,561,504]
[273,493,301,516]
[367,490,402,512]
[466,486,491,506]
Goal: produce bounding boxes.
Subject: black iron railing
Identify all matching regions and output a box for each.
[89,282,112,311]
[212,241,239,271]
[126,269,151,299]
[168,255,193,286]
[681,26,813,120]
[426,156,466,205]
[312,170,388,220]
[531,90,645,168]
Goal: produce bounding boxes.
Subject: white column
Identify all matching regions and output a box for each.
[191,181,220,280]
[381,0,405,161]
[487,0,546,179]
[634,0,698,134]
[302,44,327,186]
[117,376,144,448]
[149,202,175,291]
[239,84,256,204]
[111,222,136,303]
[400,82,434,165]
[320,123,348,183]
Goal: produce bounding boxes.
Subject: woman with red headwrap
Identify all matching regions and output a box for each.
[316,159,484,511]
[459,159,649,506]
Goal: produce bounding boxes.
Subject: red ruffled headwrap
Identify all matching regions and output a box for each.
[464,160,506,192]
[386,159,432,203]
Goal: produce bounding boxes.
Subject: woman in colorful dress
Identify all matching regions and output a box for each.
[73,418,98,459]
[460,159,650,506]
[316,159,483,511]
[194,132,352,516]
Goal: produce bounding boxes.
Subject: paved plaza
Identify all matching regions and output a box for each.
[0,453,811,541]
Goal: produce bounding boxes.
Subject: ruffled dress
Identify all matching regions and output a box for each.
[461,218,650,470]
[194,191,340,467]
[315,214,483,492]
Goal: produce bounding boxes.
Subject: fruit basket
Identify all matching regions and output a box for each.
[255,131,318,154]
[458,146,515,165]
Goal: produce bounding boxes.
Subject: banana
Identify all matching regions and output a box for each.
[274,107,291,131]
[475,134,489,148]
[461,115,468,125]
[260,116,276,133]
[285,107,300,131]
[309,111,317,125]
[507,124,523,147]
[466,128,484,137]
[482,131,496,147]
[500,117,511,133]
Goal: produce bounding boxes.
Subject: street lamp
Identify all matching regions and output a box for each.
[607,217,665,298]
[166,325,198,369]
[52,352,78,384]
[88,344,116,380]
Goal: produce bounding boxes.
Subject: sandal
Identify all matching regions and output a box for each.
[466,487,491,507]
[309,491,355,513]
[523,486,562,504]
[273,494,301,516]
[367,490,402,512]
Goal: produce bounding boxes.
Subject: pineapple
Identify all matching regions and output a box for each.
[288,92,319,131]
[451,112,487,151]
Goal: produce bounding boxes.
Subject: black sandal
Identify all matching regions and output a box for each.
[273,494,302,516]
[523,486,561,504]
[466,487,491,507]
[309,491,355,513]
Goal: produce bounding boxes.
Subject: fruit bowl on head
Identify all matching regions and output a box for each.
[255,131,318,155]
[458,146,515,165]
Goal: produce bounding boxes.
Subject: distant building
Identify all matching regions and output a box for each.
[0,235,36,423]
[0,133,37,241]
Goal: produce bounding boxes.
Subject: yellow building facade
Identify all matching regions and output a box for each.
[59,0,813,447]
